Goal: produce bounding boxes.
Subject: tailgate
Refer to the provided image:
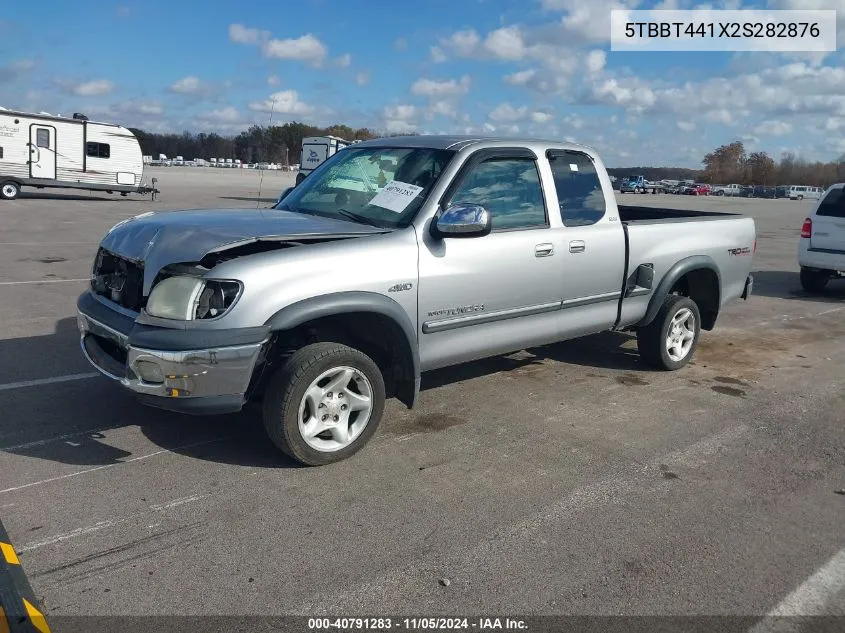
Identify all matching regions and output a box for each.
[811,188,845,252]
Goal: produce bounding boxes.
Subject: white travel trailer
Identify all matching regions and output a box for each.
[0,108,156,199]
[296,135,350,184]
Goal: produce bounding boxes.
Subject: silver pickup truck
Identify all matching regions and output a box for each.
[77,136,756,465]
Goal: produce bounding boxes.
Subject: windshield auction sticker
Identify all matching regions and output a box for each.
[610,9,836,51]
[369,181,424,213]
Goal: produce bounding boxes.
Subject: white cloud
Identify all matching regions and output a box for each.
[489,103,528,122]
[248,89,313,115]
[483,26,525,60]
[202,107,242,123]
[531,111,554,123]
[753,120,793,136]
[445,29,481,56]
[385,119,417,134]
[356,72,370,86]
[411,75,471,97]
[0,59,35,81]
[228,23,269,45]
[504,69,537,85]
[168,76,203,94]
[267,75,281,86]
[704,109,734,125]
[334,53,352,68]
[383,104,417,121]
[72,80,115,96]
[677,121,696,132]
[430,46,447,63]
[585,50,606,74]
[427,101,458,119]
[261,34,328,66]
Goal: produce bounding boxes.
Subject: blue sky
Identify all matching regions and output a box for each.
[0,0,843,167]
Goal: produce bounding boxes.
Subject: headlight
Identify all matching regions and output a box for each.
[145,276,241,320]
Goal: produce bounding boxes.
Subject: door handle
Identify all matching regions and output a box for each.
[535,243,554,257]
[569,240,586,253]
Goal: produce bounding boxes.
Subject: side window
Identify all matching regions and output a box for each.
[449,157,546,230]
[816,188,845,218]
[548,151,606,227]
[36,129,50,149]
[86,142,111,159]
[0,147,3,159]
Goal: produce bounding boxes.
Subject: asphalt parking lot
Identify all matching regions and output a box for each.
[1,169,844,626]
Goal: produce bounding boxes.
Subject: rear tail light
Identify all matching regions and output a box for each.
[801,218,812,238]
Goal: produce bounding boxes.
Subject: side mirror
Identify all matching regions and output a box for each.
[277,186,294,204]
[430,203,491,239]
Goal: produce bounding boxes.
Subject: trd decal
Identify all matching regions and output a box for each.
[727,247,752,256]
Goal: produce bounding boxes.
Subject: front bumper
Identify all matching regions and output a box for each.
[77,292,269,415]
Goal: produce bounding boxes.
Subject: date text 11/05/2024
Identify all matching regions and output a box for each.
[308,617,529,630]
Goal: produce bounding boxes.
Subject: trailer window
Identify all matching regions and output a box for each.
[0,147,3,159]
[548,151,606,227]
[36,129,50,149]
[86,142,111,159]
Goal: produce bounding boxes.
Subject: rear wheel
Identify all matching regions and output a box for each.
[800,267,830,293]
[295,172,306,185]
[637,295,701,371]
[0,181,20,200]
[262,342,386,466]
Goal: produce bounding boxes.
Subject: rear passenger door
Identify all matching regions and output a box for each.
[546,150,626,337]
[811,187,845,252]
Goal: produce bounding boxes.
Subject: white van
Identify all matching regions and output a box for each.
[788,185,823,200]
[798,183,844,292]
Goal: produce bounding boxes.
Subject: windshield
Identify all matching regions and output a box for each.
[275,146,455,229]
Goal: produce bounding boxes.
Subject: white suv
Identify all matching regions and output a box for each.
[798,184,845,292]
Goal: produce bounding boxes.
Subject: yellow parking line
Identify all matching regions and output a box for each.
[23,599,51,633]
[0,542,19,565]
[0,606,10,633]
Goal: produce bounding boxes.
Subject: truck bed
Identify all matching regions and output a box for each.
[618,205,741,223]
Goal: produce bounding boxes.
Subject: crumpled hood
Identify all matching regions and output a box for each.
[99,208,384,294]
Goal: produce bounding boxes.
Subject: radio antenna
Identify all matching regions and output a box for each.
[256,96,276,209]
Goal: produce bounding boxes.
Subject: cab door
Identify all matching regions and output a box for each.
[29,125,57,179]
[416,148,566,370]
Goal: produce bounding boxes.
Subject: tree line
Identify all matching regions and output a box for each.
[700,141,845,187]
[129,122,380,165]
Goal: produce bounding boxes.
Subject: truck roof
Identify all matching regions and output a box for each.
[353,134,599,155]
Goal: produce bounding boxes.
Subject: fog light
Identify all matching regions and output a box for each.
[134,360,164,384]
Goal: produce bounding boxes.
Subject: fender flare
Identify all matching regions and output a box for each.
[636,255,721,328]
[265,291,421,408]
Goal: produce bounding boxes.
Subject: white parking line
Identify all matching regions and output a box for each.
[749,548,845,630]
[0,373,99,393]
[817,307,845,316]
[0,434,243,495]
[0,424,127,452]
[0,278,89,286]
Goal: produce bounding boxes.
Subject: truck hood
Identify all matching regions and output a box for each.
[99,208,387,294]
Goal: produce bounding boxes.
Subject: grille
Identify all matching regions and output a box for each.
[91,248,145,312]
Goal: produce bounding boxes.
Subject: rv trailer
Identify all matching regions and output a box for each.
[296,135,350,185]
[0,108,157,199]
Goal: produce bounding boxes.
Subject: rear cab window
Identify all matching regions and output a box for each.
[546,150,607,227]
[816,188,845,218]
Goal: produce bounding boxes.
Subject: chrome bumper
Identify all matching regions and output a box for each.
[77,311,267,413]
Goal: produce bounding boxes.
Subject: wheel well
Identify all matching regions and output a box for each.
[252,312,416,406]
[670,268,720,330]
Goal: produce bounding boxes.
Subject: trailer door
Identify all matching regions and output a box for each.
[29,125,57,179]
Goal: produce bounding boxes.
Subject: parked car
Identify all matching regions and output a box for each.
[712,184,742,196]
[684,183,711,196]
[753,186,776,199]
[774,186,790,199]
[798,184,845,292]
[76,135,756,466]
[738,186,755,198]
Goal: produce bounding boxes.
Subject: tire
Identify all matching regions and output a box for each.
[0,181,20,200]
[262,342,386,466]
[637,295,702,371]
[800,267,830,293]
[798,195,804,200]
[295,172,306,186]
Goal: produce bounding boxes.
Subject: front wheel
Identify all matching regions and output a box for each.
[262,342,386,466]
[637,295,701,370]
[295,172,306,186]
[800,267,830,293]
[0,181,20,200]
